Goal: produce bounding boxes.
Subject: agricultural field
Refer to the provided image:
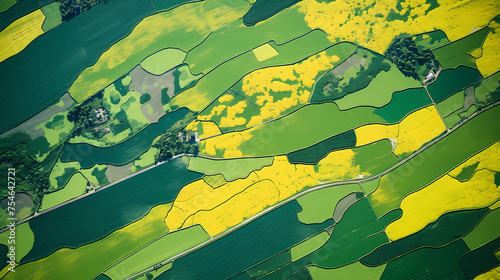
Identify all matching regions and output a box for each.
[0,0,499,279]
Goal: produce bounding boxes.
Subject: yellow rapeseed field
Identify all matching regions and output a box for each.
[166,150,363,236]
[198,51,340,129]
[476,19,500,77]
[298,0,500,54]
[0,9,45,63]
[385,142,500,241]
[185,119,222,139]
[355,105,446,156]
[243,51,340,127]
[200,131,252,157]
[475,266,500,280]
[448,142,500,178]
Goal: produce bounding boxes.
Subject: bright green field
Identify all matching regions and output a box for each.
[48,160,81,192]
[106,225,210,280]
[334,64,421,110]
[308,262,387,279]
[443,113,460,128]
[475,71,500,108]
[185,6,313,74]
[435,54,476,70]
[235,103,385,157]
[463,207,500,251]
[444,104,477,128]
[437,91,464,117]
[203,174,227,188]
[459,105,477,119]
[361,178,380,195]
[433,28,490,59]
[355,140,401,176]
[140,48,186,75]
[432,27,490,70]
[188,156,273,181]
[296,184,361,224]
[413,30,450,49]
[0,223,34,263]
[40,172,88,211]
[41,2,62,31]
[369,105,500,217]
[290,231,330,262]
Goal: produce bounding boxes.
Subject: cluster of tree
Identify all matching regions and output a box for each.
[153,131,199,163]
[384,36,440,80]
[0,133,59,206]
[59,0,103,22]
[312,53,391,102]
[67,91,107,139]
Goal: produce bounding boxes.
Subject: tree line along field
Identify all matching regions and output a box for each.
[0,0,500,279]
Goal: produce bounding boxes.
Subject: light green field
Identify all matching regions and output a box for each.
[41,2,62,31]
[233,103,384,157]
[334,65,421,110]
[438,55,477,70]
[0,223,34,262]
[463,207,500,250]
[413,30,450,49]
[203,174,227,188]
[458,105,477,119]
[308,262,387,279]
[5,203,172,280]
[437,91,464,117]
[188,156,273,181]
[368,105,500,217]
[432,27,490,70]
[185,6,313,74]
[68,128,132,147]
[140,48,186,75]
[40,172,88,211]
[177,64,202,89]
[72,84,150,147]
[80,164,109,188]
[0,0,16,13]
[131,146,159,172]
[444,104,477,128]
[48,160,80,192]
[360,179,380,197]
[121,75,131,86]
[296,184,361,224]
[290,231,330,261]
[444,113,462,128]
[35,111,74,152]
[106,225,209,280]
[119,91,150,133]
[475,71,500,107]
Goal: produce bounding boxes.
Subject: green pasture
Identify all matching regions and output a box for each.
[296,184,360,224]
[188,156,273,181]
[106,225,209,280]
